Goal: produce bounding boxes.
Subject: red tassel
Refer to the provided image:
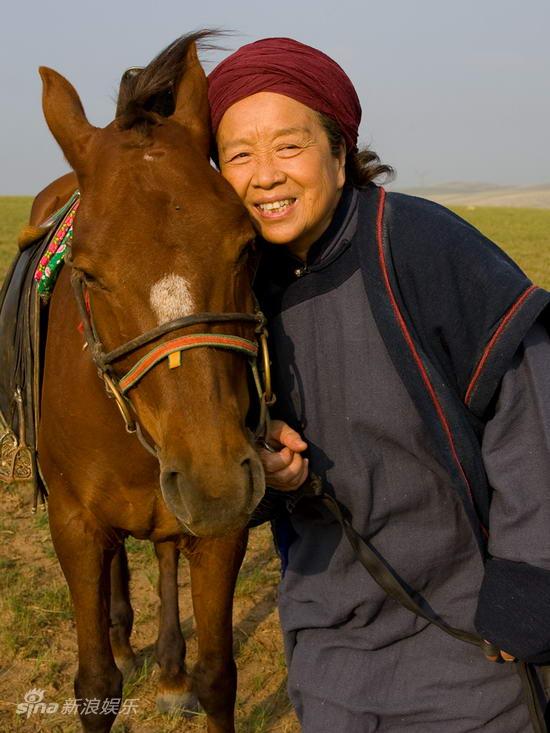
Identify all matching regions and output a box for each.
[76,289,91,334]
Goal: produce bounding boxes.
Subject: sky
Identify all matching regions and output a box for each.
[1,0,549,194]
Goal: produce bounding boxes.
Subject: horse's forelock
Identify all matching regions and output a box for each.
[116,30,225,133]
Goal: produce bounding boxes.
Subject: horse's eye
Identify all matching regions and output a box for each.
[76,268,106,290]
[79,270,96,285]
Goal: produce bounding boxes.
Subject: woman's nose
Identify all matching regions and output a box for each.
[251,157,286,189]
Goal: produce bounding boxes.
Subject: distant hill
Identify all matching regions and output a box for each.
[393,182,550,209]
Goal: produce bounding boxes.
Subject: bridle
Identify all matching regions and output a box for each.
[70,267,275,458]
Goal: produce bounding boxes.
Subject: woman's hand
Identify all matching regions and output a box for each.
[257,420,309,491]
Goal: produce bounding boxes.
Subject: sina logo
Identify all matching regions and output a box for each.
[24,689,44,704]
[16,688,59,718]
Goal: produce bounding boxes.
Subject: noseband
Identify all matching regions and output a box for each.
[71,267,274,458]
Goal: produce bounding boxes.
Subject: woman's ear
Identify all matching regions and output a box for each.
[336,143,347,188]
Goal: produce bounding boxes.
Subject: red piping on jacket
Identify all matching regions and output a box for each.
[375,187,487,536]
[464,284,537,406]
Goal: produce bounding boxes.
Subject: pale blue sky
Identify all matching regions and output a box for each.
[1,0,549,194]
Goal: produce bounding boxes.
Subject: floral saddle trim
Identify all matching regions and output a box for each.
[34,190,80,300]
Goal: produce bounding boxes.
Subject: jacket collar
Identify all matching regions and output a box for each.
[258,184,360,274]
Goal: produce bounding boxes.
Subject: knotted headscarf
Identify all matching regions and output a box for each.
[208,37,362,153]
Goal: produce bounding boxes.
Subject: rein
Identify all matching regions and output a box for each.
[69,237,274,458]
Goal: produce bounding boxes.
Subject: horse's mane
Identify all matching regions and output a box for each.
[116,30,223,132]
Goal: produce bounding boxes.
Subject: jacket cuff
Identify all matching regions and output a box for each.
[475,557,550,664]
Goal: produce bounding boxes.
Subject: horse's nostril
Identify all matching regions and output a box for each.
[241,457,256,484]
[242,455,265,508]
[160,470,186,516]
[160,469,194,528]
[161,470,178,494]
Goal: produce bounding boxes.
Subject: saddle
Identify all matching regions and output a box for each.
[0,194,77,509]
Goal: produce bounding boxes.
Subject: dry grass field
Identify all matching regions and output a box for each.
[0,197,33,282]
[401,183,550,210]
[0,193,549,732]
[0,490,295,733]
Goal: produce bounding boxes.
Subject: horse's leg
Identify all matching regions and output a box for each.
[154,539,199,714]
[188,530,248,733]
[109,542,137,678]
[49,500,122,733]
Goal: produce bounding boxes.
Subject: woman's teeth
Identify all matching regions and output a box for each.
[257,198,295,211]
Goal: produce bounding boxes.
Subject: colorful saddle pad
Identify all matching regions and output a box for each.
[34,190,80,300]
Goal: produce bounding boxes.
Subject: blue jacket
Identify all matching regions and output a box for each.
[255,183,550,664]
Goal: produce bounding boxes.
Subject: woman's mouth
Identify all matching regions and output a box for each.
[254,198,297,219]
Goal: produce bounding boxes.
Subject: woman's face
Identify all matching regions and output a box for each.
[217,92,346,260]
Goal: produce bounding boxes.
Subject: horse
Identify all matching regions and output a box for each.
[29,176,193,692]
[34,32,268,732]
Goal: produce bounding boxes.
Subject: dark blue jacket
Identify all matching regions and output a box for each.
[256,183,550,663]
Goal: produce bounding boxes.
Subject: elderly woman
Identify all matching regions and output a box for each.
[207,38,550,732]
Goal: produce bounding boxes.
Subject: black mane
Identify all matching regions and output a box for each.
[115,30,222,132]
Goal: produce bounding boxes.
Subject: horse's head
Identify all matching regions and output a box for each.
[39,34,267,536]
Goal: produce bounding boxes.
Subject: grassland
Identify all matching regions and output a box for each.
[452,206,550,288]
[0,195,549,732]
[0,197,32,282]
[0,491,294,733]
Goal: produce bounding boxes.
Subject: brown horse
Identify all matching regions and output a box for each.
[30,100,201,714]
[36,32,267,732]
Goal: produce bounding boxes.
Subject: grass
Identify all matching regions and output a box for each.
[0,556,72,659]
[451,205,550,289]
[0,197,32,281]
[235,560,276,598]
[125,536,156,564]
[0,489,292,732]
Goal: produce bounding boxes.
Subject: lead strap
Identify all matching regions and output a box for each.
[295,477,548,732]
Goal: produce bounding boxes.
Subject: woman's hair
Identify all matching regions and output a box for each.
[318,113,394,188]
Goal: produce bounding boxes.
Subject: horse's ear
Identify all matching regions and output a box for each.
[39,67,98,173]
[170,42,210,155]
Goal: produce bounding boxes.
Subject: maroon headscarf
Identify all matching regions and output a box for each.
[208,37,362,153]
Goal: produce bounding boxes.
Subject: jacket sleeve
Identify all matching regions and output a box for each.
[386,192,550,419]
[474,320,550,663]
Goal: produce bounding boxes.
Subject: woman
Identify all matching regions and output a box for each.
[208,38,550,731]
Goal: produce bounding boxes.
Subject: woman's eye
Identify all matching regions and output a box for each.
[278,144,301,157]
[229,152,250,163]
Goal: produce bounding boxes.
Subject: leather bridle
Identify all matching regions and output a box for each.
[71,272,275,457]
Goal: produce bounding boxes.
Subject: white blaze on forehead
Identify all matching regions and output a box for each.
[150,274,195,325]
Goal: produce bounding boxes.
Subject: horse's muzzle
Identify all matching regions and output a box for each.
[159,450,265,537]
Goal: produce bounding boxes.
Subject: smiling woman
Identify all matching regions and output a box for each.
[205,35,550,733]
[208,37,392,261]
[217,92,346,260]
